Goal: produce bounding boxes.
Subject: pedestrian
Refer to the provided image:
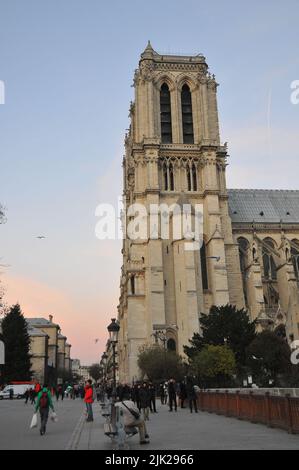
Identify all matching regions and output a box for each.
[179,381,187,408]
[135,384,141,411]
[163,382,168,405]
[57,384,63,400]
[29,388,36,404]
[159,383,165,405]
[149,383,157,413]
[186,376,198,414]
[139,382,150,421]
[24,388,30,404]
[168,378,177,412]
[115,400,150,445]
[122,383,132,400]
[84,379,94,422]
[35,384,55,435]
[9,387,13,400]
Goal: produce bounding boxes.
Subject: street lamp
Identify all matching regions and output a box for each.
[107,319,120,400]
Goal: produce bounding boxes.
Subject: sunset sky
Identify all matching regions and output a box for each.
[0,0,299,363]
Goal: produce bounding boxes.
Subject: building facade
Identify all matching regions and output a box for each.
[27,316,72,384]
[118,43,299,383]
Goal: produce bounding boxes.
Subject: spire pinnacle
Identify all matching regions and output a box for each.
[141,40,156,59]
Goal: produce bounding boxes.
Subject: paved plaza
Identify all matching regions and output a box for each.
[0,398,299,450]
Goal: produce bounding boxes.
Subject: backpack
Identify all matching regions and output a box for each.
[40,391,49,409]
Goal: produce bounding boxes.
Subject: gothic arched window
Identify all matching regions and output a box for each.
[200,241,209,290]
[291,240,299,281]
[169,163,174,191]
[192,164,197,191]
[237,237,249,306]
[167,338,176,352]
[130,275,136,295]
[160,83,172,144]
[262,239,277,280]
[187,165,192,191]
[181,84,194,144]
[238,237,249,274]
[163,162,168,190]
[162,161,175,191]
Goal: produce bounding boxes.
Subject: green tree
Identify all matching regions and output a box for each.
[246,330,291,386]
[191,345,236,388]
[137,345,185,382]
[184,305,256,375]
[89,363,102,382]
[2,304,32,382]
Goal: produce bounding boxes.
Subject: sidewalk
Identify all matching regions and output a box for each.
[69,401,299,450]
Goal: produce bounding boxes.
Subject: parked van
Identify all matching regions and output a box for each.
[0,383,34,399]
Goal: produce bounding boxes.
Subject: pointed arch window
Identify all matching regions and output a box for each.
[167,338,176,352]
[187,165,192,191]
[160,83,172,144]
[181,84,194,144]
[237,237,249,306]
[238,237,249,274]
[162,160,175,191]
[192,164,197,191]
[163,162,168,190]
[169,163,174,191]
[291,240,299,281]
[262,239,277,280]
[186,163,197,191]
[130,275,136,295]
[200,241,209,290]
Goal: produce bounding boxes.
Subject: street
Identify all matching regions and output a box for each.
[1,398,299,450]
[0,397,83,450]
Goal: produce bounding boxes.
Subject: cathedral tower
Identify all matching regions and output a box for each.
[118,43,244,382]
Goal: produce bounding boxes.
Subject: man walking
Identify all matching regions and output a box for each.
[186,376,198,413]
[168,379,177,412]
[35,384,55,435]
[149,383,157,413]
[139,382,150,421]
[84,379,94,422]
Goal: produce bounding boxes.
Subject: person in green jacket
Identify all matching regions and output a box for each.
[35,385,55,435]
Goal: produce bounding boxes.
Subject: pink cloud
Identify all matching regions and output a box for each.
[2,273,111,364]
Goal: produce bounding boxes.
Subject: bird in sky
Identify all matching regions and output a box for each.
[95,339,99,344]
[36,236,46,239]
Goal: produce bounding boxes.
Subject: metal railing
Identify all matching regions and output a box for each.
[198,390,299,434]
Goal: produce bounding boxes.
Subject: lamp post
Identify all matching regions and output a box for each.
[101,352,108,390]
[107,318,120,401]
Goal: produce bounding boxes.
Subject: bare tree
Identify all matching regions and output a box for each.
[0,205,6,224]
[0,204,7,315]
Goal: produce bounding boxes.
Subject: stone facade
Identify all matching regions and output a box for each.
[27,325,48,384]
[27,316,72,384]
[228,189,299,339]
[118,43,299,383]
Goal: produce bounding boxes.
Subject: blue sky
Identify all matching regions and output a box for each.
[0,0,298,363]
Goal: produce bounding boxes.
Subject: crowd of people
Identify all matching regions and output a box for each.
[21,376,200,441]
[103,376,200,417]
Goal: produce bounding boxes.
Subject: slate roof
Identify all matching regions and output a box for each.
[26,318,59,328]
[228,189,299,224]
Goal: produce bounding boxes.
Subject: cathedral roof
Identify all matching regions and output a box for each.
[228,189,299,224]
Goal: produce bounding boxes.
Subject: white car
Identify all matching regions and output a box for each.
[0,384,34,400]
